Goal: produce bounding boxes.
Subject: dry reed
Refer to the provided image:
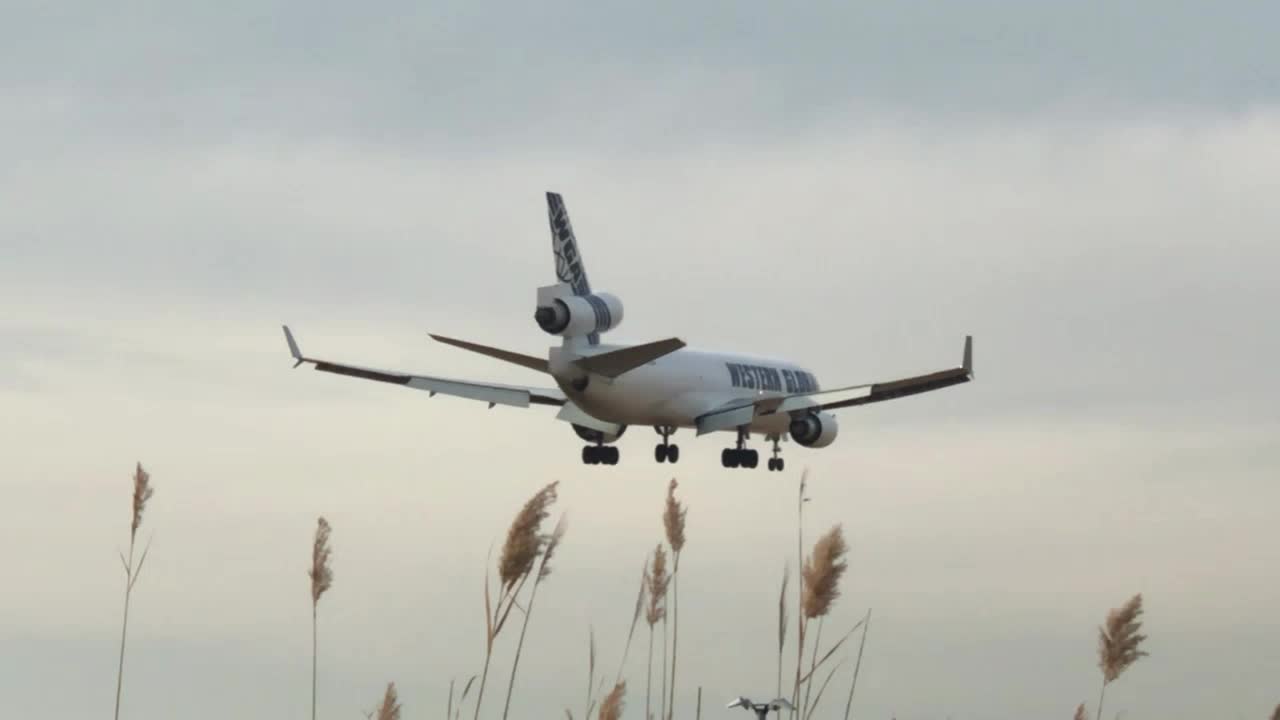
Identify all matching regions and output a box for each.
[798,525,848,719]
[1073,703,1087,720]
[776,565,789,698]
[114,462,155,720]
[308,516,333,720]
[791,470,809,719]
[840,609,872,720]
[473,482,558,720]
[584,626,597,720]
[645,544,669,720]
[615,560,648,685]
[599,681,626,720]
[367,682,401,720]
[500,502,567,720]
[1095,593,1148,720]
[1270,703,1279,720]
[664,478,687,720]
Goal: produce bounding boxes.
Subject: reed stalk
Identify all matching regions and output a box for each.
[114,463,155,720]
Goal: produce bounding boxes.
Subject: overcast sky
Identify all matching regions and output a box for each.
[3,3,1279,719]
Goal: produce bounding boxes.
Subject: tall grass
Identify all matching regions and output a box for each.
[502,515,567,720]
[645,544,669,720]
[1095,593,1148,720]
[474,481,559,720]
[308,517,334,720]
[663,479,687,720]
[840,609,872,720]
[367,682,400,720]
[794,524,848,720]
[113,462,155,720]
[776,565,789,699]
[598,681,626,720]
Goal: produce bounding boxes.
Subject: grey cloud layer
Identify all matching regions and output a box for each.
[2,4,1278,719]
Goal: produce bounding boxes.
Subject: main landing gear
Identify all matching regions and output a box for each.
[721,428,760,469]
[654,426,680,464]
[721,431,786,471]
[582,444,619,465]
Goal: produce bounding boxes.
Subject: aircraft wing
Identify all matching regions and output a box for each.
[696,336,971,434]
[282,326,566,409]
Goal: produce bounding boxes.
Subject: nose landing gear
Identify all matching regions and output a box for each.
[654,426,680,464]
[766,434,785,472]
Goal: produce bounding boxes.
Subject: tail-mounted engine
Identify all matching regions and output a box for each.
[789,411,840,448]
[535,284,624,338]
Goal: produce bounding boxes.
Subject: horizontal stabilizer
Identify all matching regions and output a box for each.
[574,337,685,378]
[430,333,549,374]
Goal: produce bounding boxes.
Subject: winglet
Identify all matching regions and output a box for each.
[962,335,974,378]
[282,325,305,368]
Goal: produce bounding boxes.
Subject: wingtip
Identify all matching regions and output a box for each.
[963,335,974,377]
[282,324,304,367]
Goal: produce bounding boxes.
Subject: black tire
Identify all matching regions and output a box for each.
[655,444,667,463]
[721,448,736,468]
[582,446,595,465]
[777,457,785,471]
[668,445,680,463]
[767,457,777,471]
[606,446,620,465]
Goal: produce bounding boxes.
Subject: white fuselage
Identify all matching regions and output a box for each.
[549,344,820,436]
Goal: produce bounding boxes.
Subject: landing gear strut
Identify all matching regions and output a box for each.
[766,434,785,472]
[721,427,759,469]
[654,426,680,464]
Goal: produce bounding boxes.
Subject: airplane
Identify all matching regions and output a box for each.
[282,192,972,470]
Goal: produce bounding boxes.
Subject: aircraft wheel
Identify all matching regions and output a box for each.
[582,446,596,465]
[655,444,668,463]
[721,448,737,468]
[776,457,785,471]
[746,449,759,468]
[667,445,680,463]
[767,457,777,471]
[605,446,620,465]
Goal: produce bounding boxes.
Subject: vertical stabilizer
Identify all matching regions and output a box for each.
[546,191,600,346]
[547,192,592,297]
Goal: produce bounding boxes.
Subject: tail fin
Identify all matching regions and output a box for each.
[547,192,592,296]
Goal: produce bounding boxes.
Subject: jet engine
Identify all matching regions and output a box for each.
[788,412,839,448]
[535,292,624,338]
[572,423,626,444]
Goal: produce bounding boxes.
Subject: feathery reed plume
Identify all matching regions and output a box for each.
[616,560,648,684]
[474,482,558,720]
[599,681,626,720]
[798,524,848,719]
[645,544,669,720]
[501,510,567,720]
[1072,703,1087,720]
[114,462,155,720]
[840,609,872,720]
[777,565,789,698]
[791,470,809,719]
[1095,593,1148,720]
[367,682,400,720]
[308,516,333,720]
[664,478,687,720]
[1270,703,1279,720]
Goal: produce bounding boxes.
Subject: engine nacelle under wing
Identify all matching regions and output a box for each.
[789,411,839,448]
[536,292,624,338]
